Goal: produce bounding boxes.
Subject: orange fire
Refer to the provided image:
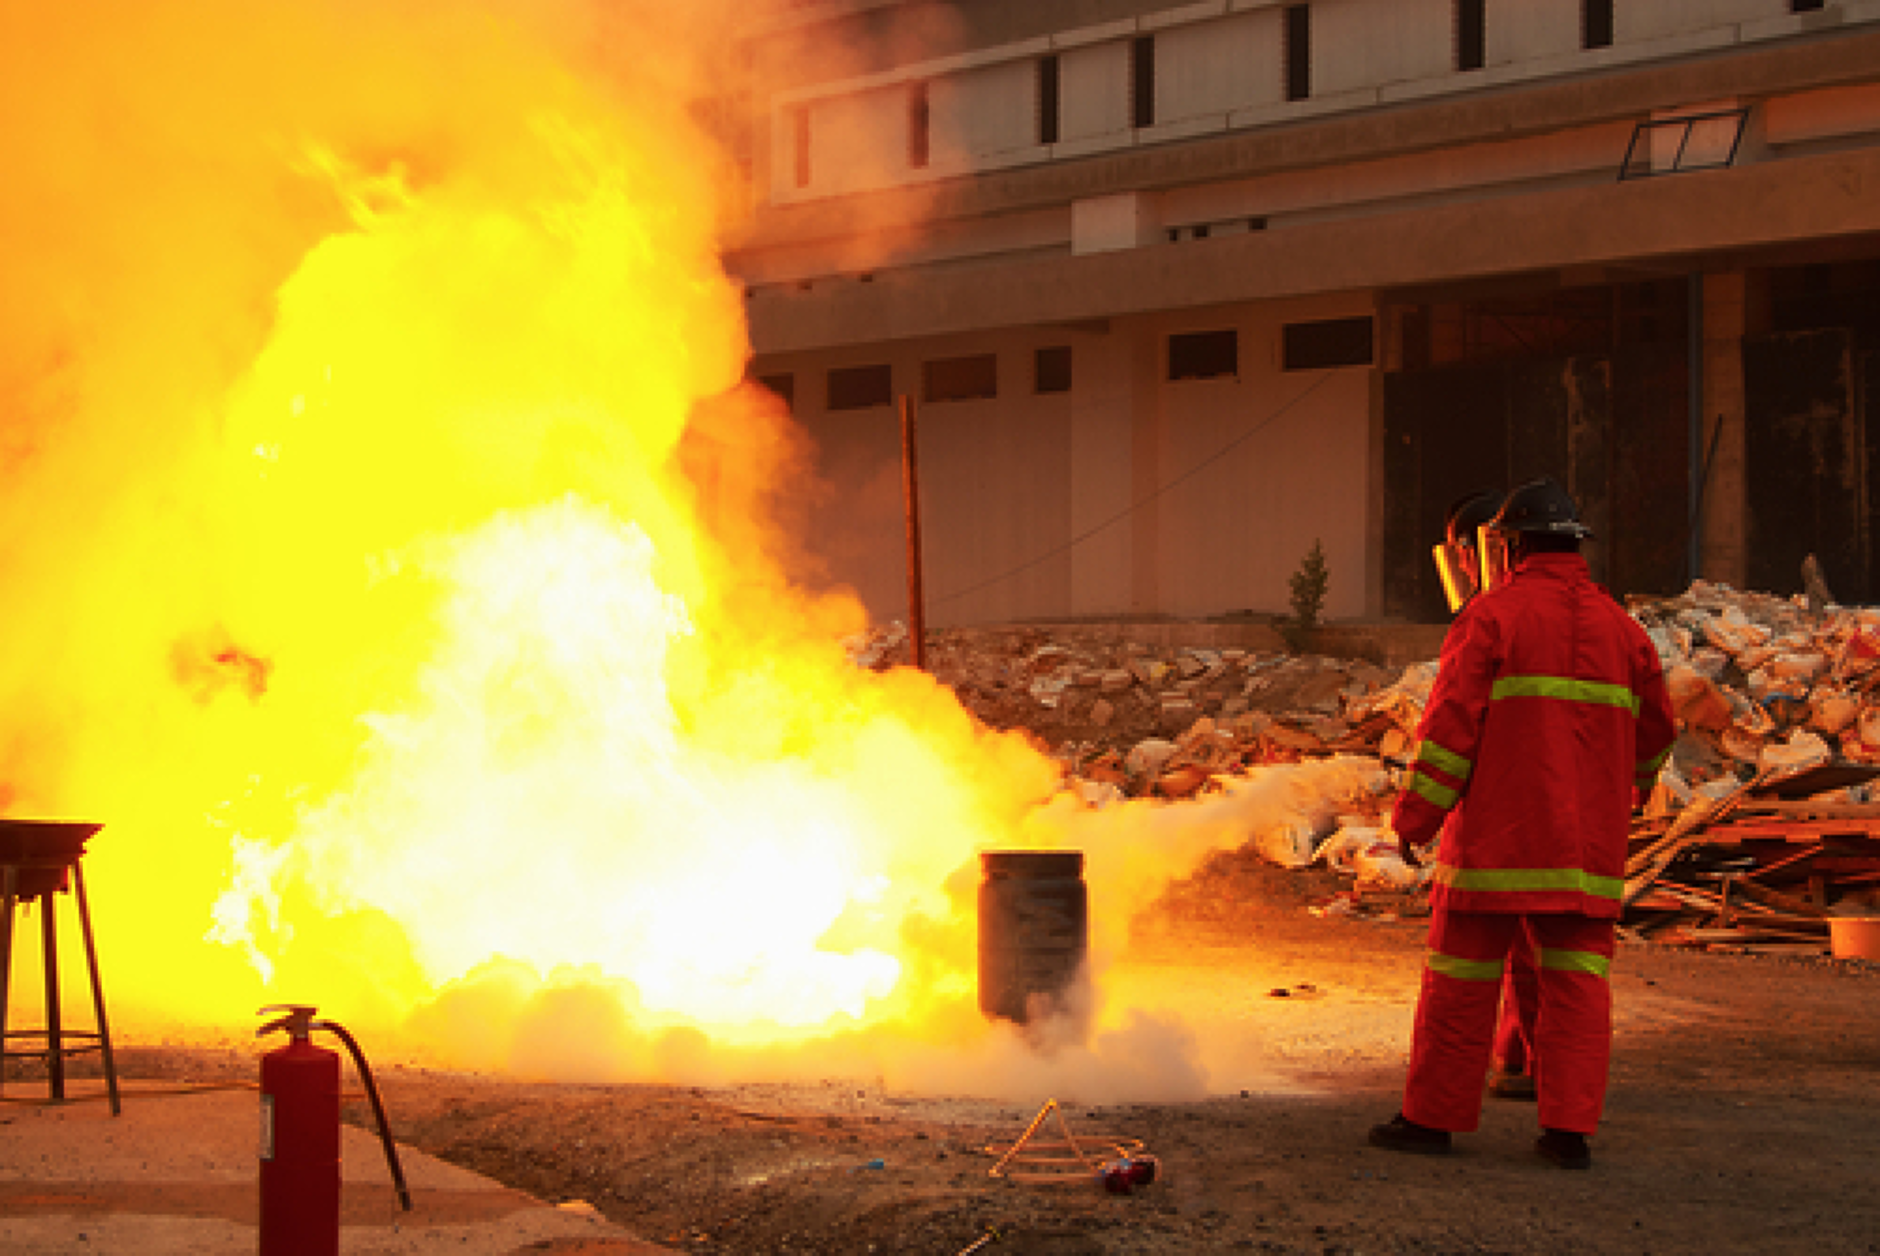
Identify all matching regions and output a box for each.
[0,0,1071,1075]
[1,2,1382,1096]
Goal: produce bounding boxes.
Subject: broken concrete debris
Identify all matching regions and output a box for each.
[843,584,1880,955]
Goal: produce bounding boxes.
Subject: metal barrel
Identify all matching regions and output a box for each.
[976,850,1088,1024]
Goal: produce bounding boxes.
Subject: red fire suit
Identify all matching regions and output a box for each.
[1391,552,1675,1135]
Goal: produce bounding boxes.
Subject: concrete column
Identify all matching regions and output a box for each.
[1697,270,1748,588]
[1068,321,1147,616]
[1127,326,1163,616]
[1366,350,1387,619]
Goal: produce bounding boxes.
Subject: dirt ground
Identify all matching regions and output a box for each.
[94,853,1880,1256]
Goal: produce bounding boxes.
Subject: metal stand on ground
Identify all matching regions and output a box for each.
[982,1098,1147,1184]
[1,821,120,1115]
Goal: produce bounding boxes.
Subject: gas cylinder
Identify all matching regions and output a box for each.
[258,1004,341,1256]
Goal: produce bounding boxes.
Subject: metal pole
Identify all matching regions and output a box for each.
[900,394,926,671]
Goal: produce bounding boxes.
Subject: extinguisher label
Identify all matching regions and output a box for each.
[260,1093,275,1161]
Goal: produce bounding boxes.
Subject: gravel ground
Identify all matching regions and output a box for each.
[39,853,1873,1256]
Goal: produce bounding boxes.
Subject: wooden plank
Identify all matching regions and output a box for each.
[1707,822,1880,841]
[1746,844,1828,881]
[1746,761,1880,799]
[1680,925,1830,943]
[1812,857,1880,874]
[1625,771,1787,877]
[1729,877,1831,919]
[1729,799,1880,820]
[1648,882,1828,932]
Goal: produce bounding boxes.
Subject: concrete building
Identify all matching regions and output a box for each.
[724,0,1880,630]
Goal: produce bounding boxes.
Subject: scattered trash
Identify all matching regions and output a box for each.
[1265,983,1321,999]
[1313,826,1427,890]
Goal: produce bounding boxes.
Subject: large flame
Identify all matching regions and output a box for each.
[0,0,1379,1096]
[0,0,1062,1061]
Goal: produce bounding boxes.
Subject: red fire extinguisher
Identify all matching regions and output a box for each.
[258,1004,412,1256]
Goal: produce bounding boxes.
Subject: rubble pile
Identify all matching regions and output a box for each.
[845,622,1418,763]
[846,620,1434,910]
[1621,581,1880,953]
[1630,579,1880,795]
[846,582,1880,956]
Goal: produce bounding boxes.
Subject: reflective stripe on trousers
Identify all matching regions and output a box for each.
[1403,910,1615,1135]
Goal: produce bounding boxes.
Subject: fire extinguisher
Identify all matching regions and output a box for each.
[257,1004,412,1256]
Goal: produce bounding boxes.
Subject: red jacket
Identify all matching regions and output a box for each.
[1391,552,1676,918]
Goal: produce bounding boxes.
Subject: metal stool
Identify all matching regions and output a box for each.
[1,819,120,1115]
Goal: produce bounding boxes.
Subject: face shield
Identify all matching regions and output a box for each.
[1431,538,1482,614]
[1479,525,1516,594]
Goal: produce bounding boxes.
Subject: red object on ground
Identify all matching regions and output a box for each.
[259,1032,341,1256]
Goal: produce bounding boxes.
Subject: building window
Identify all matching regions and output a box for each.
[1456,0,1485,72]
[828,364,892,411]
[923,354,997,403]
[908,81,930,170]
[1035,346,1072,394]
[1283,317,1375,370]
[1131,36,1155,129]
[1037,55,1060,145]
[791,106,810,188]
[1583,0,1613,48]
[1791,0,1825,10]
[758,373,795,413]
[1168,330,1238,381]
[1284,5,1311,102]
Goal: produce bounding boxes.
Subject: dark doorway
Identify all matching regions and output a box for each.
[1742,328,1880,603]
[1384,282,1691,620]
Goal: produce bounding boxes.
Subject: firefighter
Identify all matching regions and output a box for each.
[1371,477,1676,1169]
[1430,490,1499,615]
[1431,490,1544,1103]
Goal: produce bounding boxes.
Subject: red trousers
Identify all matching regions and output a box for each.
[1494,937,1540,1073]
[1403,910,1615,1135]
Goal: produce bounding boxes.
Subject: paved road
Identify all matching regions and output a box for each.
[0,1082,672,1254]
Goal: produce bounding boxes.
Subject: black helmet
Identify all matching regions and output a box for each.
[1490,477,1592,540]
[1444,490,1503,547]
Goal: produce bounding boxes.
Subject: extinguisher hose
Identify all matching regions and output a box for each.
[315,1020,414,1212]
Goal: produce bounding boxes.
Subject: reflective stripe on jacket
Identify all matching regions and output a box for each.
[1390,552,1677,918]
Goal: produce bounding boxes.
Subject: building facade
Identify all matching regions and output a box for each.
[725,0,1880,627]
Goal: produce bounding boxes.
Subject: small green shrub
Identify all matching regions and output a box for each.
[1282,539,1329,653]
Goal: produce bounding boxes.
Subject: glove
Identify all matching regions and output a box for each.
[1396,831,1430,868]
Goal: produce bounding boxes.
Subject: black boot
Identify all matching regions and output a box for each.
[1535,1127,1591,1170]
[1368,1113,1452,1155]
